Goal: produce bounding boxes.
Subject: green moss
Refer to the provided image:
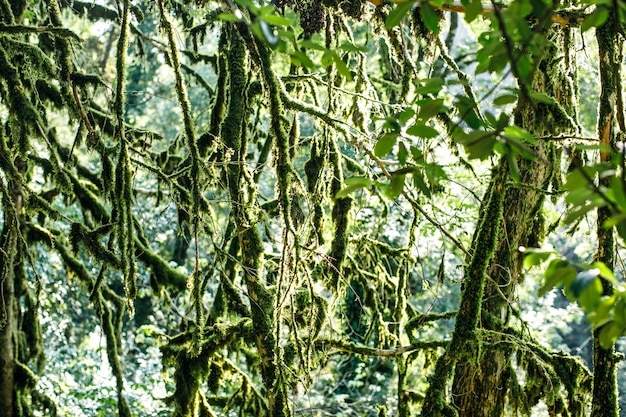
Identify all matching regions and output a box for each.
[0,0,15,23]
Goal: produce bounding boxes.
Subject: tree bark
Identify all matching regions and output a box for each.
[451,27,575,416]
[0,178,21,417]
[591,7,621,417]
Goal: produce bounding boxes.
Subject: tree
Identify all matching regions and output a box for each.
[0,0,625,416]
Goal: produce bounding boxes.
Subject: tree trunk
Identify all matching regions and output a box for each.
[591,7,621,417]
[0,178,21,417]
[451,27,576,416]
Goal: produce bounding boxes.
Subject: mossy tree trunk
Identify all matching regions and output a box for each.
[591,7,621,417]
[0,178,21,417]
[450,27,576,417]
[221,24,291,417]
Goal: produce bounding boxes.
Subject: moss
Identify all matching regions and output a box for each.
[69,72,105,87]
[14,361,37,391]
[0,0,15,23]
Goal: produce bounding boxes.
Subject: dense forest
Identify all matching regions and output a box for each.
[1,0,626,416]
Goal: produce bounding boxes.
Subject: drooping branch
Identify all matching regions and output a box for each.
[112,0,137,306]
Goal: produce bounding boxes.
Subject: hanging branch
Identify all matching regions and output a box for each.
[156,0,207,330]
[112,0,137,308]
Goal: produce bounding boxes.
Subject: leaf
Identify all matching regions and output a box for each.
[407,124,439,139]
[414,79,445,95]
[599,320,622,349]
[455,130,497,160]
[587,295,616,328]
[261,14,292,26]
[564,202,603,224]
[454,95,482,129]
[398,107,416,124]
[521,247,556,268]
[505,146,521,182]
[529,91,556,105]
[290,51,316,69]
[591,261,616,282]
[581,6,609,32]
[299,39,326,51]
[420,2,440,33]
[385,1,414,30]
[335,178,372,199]
[344,177,372,187]
[577,276,603,311]
[568,268,600,298]
[398,142,408,165]
[374,133,398,158]
[339,41,368,53]
[538,259,575,297]
[410,146,424,162]
[382,117,403,132]
[331,53,353,81]
[493,94,518,106]
[386,174,406,199]
[218,13,241,22]
[464,0,483,23]
[503,125,536,144]
[416,98,445,120]
[412,169,432,198]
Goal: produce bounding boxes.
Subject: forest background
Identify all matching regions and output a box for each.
[1,0,626,416]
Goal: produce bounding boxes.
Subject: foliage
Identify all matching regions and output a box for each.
[1,0,626,417]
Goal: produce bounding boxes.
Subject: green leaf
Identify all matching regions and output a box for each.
[568,268,600,298]
[464,0,483,22]
[339,41,368,53]
[564,202,603,224]
[455,130,497,160]
[529,0,550,20]
[538,259,575,297]
[331,52,353,81]
[416,98,445,120]
[577,276,603,311]
[529,91,556,105]
[290,51,316,69]
[374,133,398,158]
[386,174,406,199]
[344,177,372,187]
[260,14,292,26]
[412,169,432,198]
[599,320,621,349]
[398,107,416,124]
[335,178,372,199]
[398,142,408,165]
[454,95,482,129]
[493,94,518,106]
[587,295,616,328]
[581,7,609,32]
[521,247,556,268]
[385,1,414,30]
[218,13,241,22]
[503,125,536,144]
[505,145,521,182]
[407,124,439,138]
[591,261,616,282]
[414,79,445,95]
[299,39,326,51]
[420,2,440,33]
[410,146,424,163]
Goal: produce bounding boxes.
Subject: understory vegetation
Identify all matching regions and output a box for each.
[1,0,626,416]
